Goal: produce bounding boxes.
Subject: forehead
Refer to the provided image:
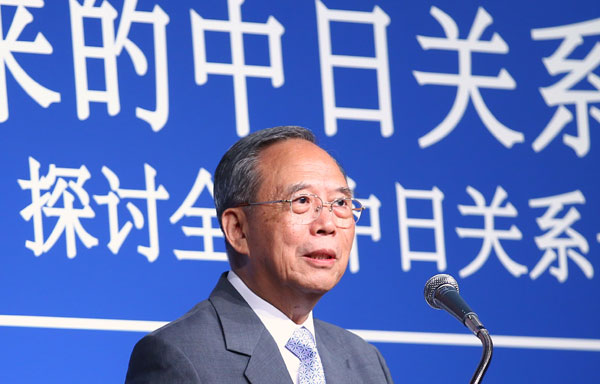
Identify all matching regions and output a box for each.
[256,139,348,196]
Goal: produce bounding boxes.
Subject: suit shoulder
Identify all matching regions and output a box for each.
[126,299,227,381]
[146,299,219,345]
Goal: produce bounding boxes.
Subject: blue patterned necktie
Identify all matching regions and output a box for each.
[285,327,326,384]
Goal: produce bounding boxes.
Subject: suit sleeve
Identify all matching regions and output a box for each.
[125,334,201,384]
[374,345,394,384]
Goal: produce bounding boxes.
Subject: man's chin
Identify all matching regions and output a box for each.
[298,276,343,296]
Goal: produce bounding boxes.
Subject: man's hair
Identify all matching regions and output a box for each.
[214,126,317,263]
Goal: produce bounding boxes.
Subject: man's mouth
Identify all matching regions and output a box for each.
[304,250,336,260]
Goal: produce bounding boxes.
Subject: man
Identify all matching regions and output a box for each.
[125,126,393,383]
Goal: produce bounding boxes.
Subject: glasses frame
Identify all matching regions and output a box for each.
[236,193,364,227]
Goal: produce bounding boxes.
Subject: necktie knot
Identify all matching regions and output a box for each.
[286,327,317,361]
[286,327,326,384]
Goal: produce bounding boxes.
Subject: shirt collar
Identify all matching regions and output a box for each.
[227,270,316,347]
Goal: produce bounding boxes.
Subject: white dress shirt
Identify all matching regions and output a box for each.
[228,270,317,384]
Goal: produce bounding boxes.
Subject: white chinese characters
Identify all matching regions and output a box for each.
[0,1,595,158]
[456,186,526,278]
[316,1,393,138]
[18,157,97,258]
[0,1,60,122]
[413,6,523,149]
[531,18,600,157]
[93,164,169,262]
[529,191,592,282]
[170,168,227,262]
[69,0,170,131]
[190,0,284,137]
[395,183,447,272]
[17,159,598,283]
[394,183,595,282]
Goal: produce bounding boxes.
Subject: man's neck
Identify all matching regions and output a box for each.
[233,268,321,324]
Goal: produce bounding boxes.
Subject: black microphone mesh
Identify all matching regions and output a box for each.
[424,274,459,309]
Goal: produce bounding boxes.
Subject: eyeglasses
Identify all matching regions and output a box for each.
[237,193,364,228]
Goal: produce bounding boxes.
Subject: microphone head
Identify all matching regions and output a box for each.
[424,274,459,309]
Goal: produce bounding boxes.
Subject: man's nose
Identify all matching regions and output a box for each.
[312,203,337,234]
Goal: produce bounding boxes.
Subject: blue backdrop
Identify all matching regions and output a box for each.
[1,0,599,382]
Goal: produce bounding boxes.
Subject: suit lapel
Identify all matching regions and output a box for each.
[209,273,293,384]
[315,321,356,384]
[244,331,293,384]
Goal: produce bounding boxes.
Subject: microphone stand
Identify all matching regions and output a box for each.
[470,328,493,384]
[465,314,493,384]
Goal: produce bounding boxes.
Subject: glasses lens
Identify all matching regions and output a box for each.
[351,199,363,221]
[289,194,362,227]
[290,194,315,214]
[290,194,320,224]
[332,198,362,227]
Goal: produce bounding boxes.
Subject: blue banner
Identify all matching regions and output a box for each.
[1,0,599,382]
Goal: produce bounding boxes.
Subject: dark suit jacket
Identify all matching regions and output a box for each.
[125,273,394,383]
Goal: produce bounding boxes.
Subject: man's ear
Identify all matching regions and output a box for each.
[221,207,250,256]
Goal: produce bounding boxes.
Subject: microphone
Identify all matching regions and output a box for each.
[424,274,485,335]
[424,274,493,384]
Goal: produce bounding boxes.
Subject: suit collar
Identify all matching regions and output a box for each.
[209,272,262,355]
[209,272,293,384]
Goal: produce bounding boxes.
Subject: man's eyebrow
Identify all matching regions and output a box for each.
[285,183,310,196]
[284,183,353,198]
[337,187,353,198]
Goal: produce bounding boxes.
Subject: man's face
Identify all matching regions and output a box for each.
[242,139,354,303]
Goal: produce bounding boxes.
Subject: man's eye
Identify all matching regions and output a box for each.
[294,196,311,204]
[333,199,349,207]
